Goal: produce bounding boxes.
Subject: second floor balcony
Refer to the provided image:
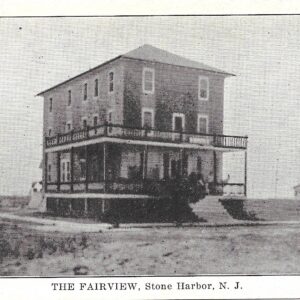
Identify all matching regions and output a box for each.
[45,123,248,151]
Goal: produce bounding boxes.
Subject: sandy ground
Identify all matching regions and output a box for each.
[1,220,299,276]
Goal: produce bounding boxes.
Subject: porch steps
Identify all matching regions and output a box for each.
[190,196,237,223]
[244,199,300,221]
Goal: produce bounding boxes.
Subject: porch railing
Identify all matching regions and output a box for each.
[46,179,245,197]
[45,123,247,150]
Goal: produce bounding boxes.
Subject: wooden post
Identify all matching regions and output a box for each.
[143,145,148,180]
[179,149,184,177]
[85,145,88,192]
[57,151,61,192]
[213,151,217,185]
[44,152,48,193]
[244,150,247,197]
[103,143,107,192]
[70,147,74,192]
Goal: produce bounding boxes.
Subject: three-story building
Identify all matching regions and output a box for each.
[38,44,248,217]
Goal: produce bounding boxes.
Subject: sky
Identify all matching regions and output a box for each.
[0,16,300,198]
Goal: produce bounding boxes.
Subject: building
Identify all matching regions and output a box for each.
[37,44,248,217]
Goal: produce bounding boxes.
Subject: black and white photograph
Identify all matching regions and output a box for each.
[0,4,300,295]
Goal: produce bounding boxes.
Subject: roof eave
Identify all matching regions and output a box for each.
[121,55,235,77]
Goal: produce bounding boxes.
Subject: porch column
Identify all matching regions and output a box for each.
[103,143,108,192]
[70,147,74,192]
[213,151,217,185]
[84,198,88,215]
[57,151,61,192]
[143,145,148,180]
[44,152,48,193]
[85,145,88,192]
[179,149,184,177]
[244,150,247,197]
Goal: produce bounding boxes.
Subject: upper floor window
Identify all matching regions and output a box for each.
[109,71,114,92]
[94,79,99,96]
[143,68,155,94]
[198,76,209,100]
[83,83,88,100]
[107,110,113,133]
[49,98,53,112]
[142,108,154,129]
[68,90,72,106]
[82,118,87,129]
[197,114,208,134]
[65,121,72,132]
[48,128,52,136]
[93,115,98,127]
[172,113,185,132]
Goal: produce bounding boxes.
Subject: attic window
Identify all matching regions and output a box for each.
[143,68,155,94]
[198,76,209,100]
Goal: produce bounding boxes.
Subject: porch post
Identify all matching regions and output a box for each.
[213,151,217,185]
[244,150,247,197]
[44,152,48,193]
[143,145,148,180]
[57,151,61,192]
[85,145,88,192]
[103,143,107,192]
[179,148,184,177]
[70,147,74,192]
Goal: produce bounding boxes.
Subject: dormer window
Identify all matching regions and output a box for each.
[143,68,155,94]
[84,83,88,100]
[49,98,53,112]
[109,71,114,92]
[198,76,209,101]
[68,90,72,106]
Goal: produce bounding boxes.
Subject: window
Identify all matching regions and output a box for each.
[94,79,98,96]
[82,118,87,129]
[79,158,86,180]
[143,68,155,94]
[142,108,154,132]
[48,128,52,136]
[47,164,52,182]
[83,83,88,100]
[93,115,98,127]
[68,90,72,106]
[60,159,70,183]
[198,76,209,100]
[108,71,114,92]
[49,98,53,112]
[107,110,113,133]
[65,121,72,132]
[197,114,208,134]
[172,113,185,132]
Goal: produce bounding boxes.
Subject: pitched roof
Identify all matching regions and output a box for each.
[37,44,233,96]
[122,44,234,75]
